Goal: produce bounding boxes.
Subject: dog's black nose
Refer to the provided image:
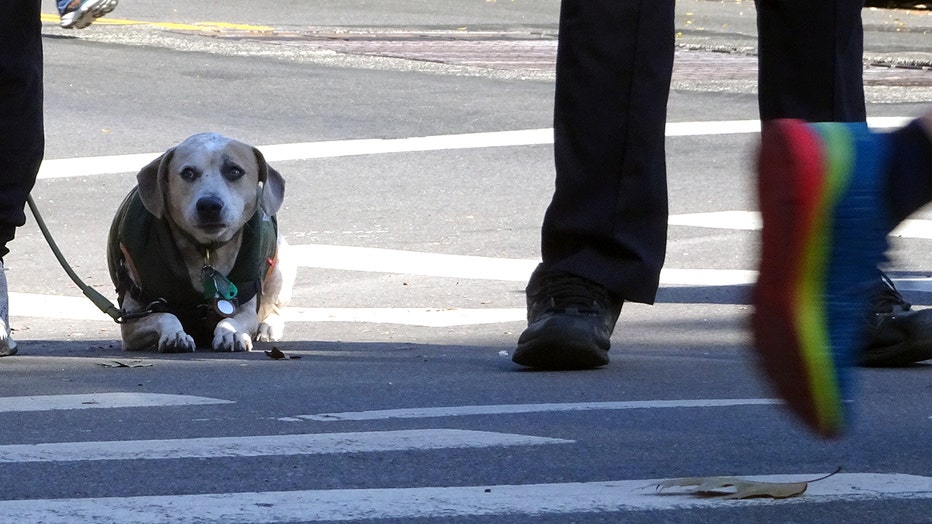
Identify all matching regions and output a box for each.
[196,196,224,221]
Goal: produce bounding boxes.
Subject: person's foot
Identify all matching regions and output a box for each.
[753,119,890,437]
[60,0,118,29]
[0,261,16,357]
[0,321,15,357]
[513,265,623,370]
[862,273,932,367]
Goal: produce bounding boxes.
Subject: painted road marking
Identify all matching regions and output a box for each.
[40,14,273,32]
[35,117,912,179]
[670,210,932,240]
[281,306,525,327]
[0,429,569,463]
[0,393,231,413]
[13,233,932,323]
[284,399,782,422]
[289,243,537,281]
[290,244,757,285]
[8,292,526,326]
[0,473,929,522]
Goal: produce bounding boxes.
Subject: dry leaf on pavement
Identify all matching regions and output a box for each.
[97,360,153,368]
[649,468,841,500]
[652,476,806,499]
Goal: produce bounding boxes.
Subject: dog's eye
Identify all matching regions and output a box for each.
[180,167,199,181]
[224,165,245,181]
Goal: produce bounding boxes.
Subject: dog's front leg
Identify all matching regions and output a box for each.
[121,312,196,353]
[257,236,295,342]
[212,297,260,352]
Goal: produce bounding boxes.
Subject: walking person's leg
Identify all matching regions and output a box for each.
[514,0,675,369]
[754,109,932,436]
[0,0,44,355]
[755,0,932,367]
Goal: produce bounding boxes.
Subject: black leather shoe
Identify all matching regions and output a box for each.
[513,265,623,370]
[861,273,932,367]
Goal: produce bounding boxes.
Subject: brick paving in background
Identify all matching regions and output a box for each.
[216,30,932,87]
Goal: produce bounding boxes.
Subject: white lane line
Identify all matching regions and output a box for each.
[34,117,913,179]
[11,292,120,321]
[0,429,570,463]
[0,393,232,413]
[12,272,931,325]
[8,292,526,326]
[281,307,526,327]
[1,473,928,522]
[12,230,932,323]
[291,244,759,285]
[669,210,762,230]
[287,399,781,422]
[289,243,537,281]
[670,211,932,240]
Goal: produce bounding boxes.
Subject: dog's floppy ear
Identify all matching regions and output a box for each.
[254,147,285,216]
[136,148,175,219]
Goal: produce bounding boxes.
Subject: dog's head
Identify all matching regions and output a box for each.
[136,133,285,246]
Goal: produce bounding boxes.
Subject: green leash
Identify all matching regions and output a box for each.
[26,194,124,323]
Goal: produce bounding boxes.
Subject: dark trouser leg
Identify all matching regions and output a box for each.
[757,0,932,367]
[886,121,932,225]
[541,0,674,304]
[0,0,44,259]
[756,0,866,122]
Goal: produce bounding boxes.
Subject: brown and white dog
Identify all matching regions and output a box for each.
[107,133,295,352]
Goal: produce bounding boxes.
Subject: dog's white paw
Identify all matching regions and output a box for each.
[212,329,253,352]
[257,316,284,342]
[158,331,196,353]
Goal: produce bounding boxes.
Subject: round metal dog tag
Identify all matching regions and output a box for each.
[214,298,236,317]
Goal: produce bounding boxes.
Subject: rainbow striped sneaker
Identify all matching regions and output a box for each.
[753,119,891,437]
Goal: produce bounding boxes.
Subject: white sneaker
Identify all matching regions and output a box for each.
[60,0,119,29]
[0,261,15,356]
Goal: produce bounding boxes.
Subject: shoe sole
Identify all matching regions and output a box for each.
[753,119,889,437]
[513,315,610,370]
[0,337,16,357]
[61,0,118,29]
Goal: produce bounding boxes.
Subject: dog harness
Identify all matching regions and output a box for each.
[107,187,278,344]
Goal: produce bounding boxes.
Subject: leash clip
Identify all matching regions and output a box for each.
[116,298,168,323]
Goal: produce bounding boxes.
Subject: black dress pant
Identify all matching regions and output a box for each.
[539,0,892,304]
[758,1,931,243]
[541,0,674,304]
[0,0,43,259]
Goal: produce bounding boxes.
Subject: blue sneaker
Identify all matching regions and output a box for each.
[60,0,118,29]
[753,119,890,437]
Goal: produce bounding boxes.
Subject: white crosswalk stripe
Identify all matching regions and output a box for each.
[12,236,932,324]
[4,387,932,521]
[284,398,782,422]
[1,474,931,523]
[0,428,570,463]
[0,392,231,412]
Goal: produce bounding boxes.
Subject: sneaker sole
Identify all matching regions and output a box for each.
[61,0,118,28]
[753,119,889,437]
[0,336,16,357]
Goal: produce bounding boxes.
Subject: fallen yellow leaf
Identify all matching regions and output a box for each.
[648,468,840,500]
[652,476,806,499]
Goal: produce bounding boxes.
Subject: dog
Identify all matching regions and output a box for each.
[107,133,295,352]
